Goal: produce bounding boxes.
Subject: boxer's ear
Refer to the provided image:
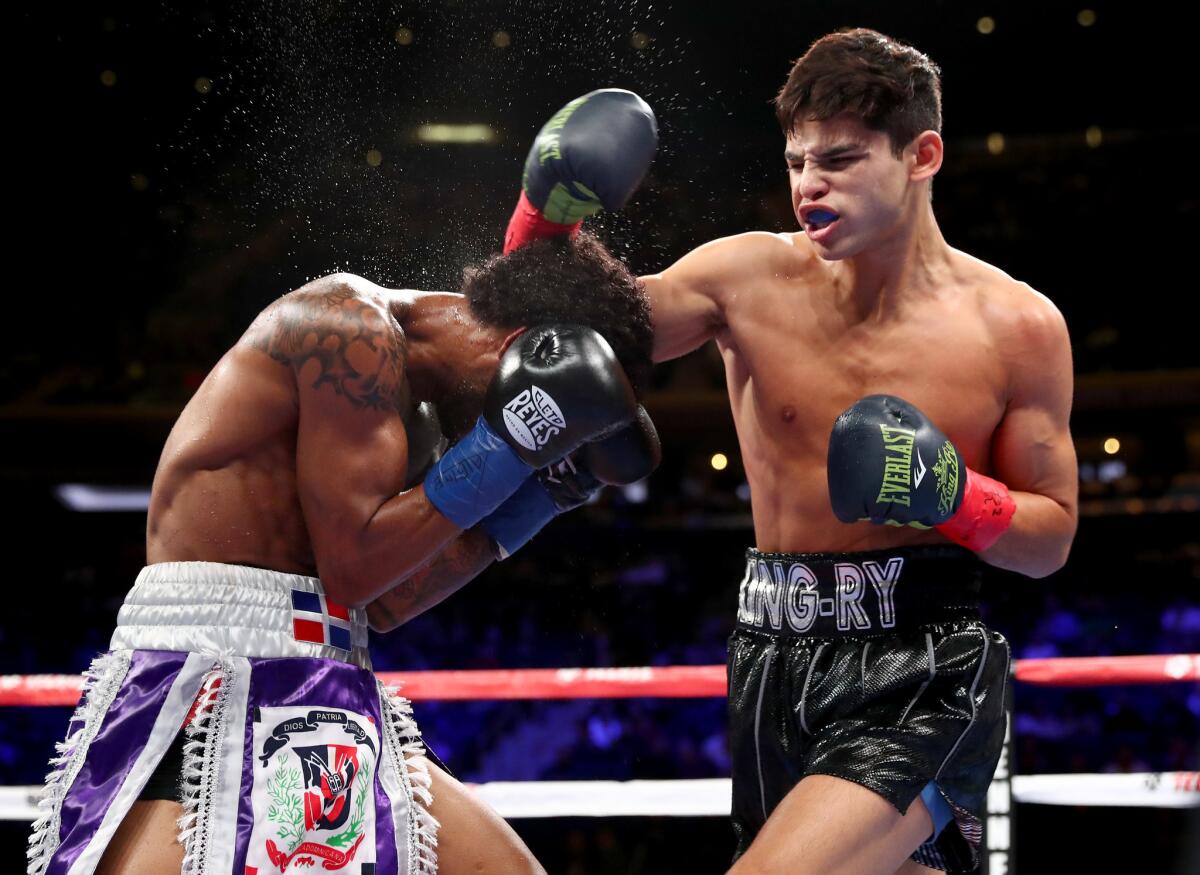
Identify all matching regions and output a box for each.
[499,327,528,355]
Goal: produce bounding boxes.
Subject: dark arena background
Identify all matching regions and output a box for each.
[4,1,1199,873]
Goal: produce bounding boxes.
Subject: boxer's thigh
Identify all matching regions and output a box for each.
[426,758,546,875]
[894,860,942,875]
[728,773,934,875]
[95,799,185,875]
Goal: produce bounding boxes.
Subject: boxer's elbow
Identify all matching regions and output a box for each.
[366,599,402,633]
[315,550,383,609]
[1022,544,1071,579]
[1005,520,1075,579]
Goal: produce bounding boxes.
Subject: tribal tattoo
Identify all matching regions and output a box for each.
[251,283,407,413]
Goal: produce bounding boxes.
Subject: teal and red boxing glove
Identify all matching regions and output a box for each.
[504,88,658,254]
[827,395,1016,552]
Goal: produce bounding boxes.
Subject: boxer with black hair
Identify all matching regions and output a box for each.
[30,234,658,875]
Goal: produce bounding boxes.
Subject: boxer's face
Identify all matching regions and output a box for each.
[437,326,528,441]
[785,113,916,260]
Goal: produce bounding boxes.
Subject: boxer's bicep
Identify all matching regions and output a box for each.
[295,366,410,561]
[991,300,1078,518]
[643,270,721,361]
[283,290,414,585]
[644,238,744,361]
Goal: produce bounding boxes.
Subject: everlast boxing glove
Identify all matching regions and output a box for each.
[481,405,661,558]
[827,395,1016,551]
[423,324,637,530]
[504,89,658,254]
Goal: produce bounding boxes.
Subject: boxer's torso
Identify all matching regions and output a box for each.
[146,274,417,575]
[715,232,1033,553]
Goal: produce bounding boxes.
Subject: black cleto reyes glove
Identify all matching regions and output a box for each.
[423,324,638,531]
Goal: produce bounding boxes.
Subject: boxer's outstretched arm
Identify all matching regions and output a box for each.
[977,290,1078,577]
[642,232,784,361]
[256,279,463,607]
[365,529,496,632]
[641,238,729,361]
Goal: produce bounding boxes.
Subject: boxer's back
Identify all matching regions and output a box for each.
[146,275,408,575]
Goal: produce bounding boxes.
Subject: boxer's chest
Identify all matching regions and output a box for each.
[717,292,1006,471]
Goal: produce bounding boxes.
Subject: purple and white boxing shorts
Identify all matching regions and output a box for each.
[27,562,438,875]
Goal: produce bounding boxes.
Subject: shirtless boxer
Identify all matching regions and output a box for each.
[27,225,659,875]
[506,33,1077,875]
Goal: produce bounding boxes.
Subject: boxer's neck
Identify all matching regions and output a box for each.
[389,291,507,402]
[837,199,952,317]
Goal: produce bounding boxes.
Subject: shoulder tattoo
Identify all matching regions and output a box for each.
[251,283,407,412]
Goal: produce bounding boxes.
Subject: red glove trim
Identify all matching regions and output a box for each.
[504,190,582,254]
[935,467,1016,552]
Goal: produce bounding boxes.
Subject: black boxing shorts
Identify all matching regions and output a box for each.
[728,545,1010,874]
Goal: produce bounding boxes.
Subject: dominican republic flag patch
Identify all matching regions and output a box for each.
[291,590,353,651]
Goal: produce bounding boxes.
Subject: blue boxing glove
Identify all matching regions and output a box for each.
[481,454,602,559]
[480,405,661,558]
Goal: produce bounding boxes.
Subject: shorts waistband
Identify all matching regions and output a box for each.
[110,561,371,668]
[736,545,980,639]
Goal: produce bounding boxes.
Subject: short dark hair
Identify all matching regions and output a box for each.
[774,28,942,156]
[462,232,654,394]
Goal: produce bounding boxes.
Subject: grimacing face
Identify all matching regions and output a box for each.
[785,113,919,261]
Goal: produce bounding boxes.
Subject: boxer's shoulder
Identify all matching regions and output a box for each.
[679,231,819,293]
[242,274,409,412]
[247,273,404,358]
[953,253,1067,349]
[702,229,811,266]
[280,273,394,322]
[948,251,1070,383]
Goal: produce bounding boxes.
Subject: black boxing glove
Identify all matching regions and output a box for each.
[483,324,638,467]
[480,405,661,558]
[578,405,661,485]
[424,324,637,530]
[827,394,966,528]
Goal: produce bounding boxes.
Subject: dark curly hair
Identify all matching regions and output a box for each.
[775,28,942,156]
[461,232,654,395]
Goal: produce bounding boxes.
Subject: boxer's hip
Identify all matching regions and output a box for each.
[726,546,1008,873]
[30,563,437,875]
[111,560,372,668]
[734,544,981,638]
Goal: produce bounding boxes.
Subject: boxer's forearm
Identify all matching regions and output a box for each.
[315,486,464,606]
[364,529,496,632]
[974,490,1076,578]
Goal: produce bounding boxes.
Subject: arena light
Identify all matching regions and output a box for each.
[710,453,729,471]
[415,124,496,144]
[1103,437,1120,455]
[54,484,151,512]
[621,481,649,504]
